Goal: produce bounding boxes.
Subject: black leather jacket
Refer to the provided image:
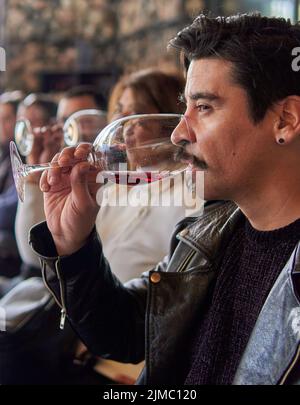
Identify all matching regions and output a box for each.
[29,201,300,384]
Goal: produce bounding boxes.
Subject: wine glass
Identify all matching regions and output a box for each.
[14,109,107,156]
[63,109,107,146]
[10,113,189,202]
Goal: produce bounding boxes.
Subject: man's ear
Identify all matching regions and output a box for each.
[274,96,300,144]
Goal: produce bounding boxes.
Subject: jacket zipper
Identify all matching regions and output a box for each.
[40,258,67,330]
[145,276,152,385]
[278,344,300,385]
[59,308,66,330]
[55,258,67,330]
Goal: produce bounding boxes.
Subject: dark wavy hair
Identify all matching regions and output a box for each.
[63,85,106,111]
[169,13,300,123]
[20,93,58,121]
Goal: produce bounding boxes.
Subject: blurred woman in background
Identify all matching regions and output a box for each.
[97,68,196,283]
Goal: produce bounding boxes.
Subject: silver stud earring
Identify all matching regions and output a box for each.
[277,138,285,144]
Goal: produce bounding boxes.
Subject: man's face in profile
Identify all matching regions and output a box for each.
[172,58,277,201]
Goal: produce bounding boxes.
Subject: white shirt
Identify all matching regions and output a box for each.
[16,175,202,282]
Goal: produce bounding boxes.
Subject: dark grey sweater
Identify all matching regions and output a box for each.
[185,216,300,385]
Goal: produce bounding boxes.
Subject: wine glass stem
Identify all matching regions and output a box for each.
[23,156,92,177]
[24,162,53,176]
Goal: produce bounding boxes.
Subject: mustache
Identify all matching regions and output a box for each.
[174,140,208,170]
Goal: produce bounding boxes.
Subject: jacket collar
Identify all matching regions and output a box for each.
[177,201,241,264]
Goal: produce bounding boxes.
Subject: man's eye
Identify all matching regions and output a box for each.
[196,104,211,112]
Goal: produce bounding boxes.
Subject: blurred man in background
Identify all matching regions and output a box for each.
[0,86,108,384]
[57,85,106,125]
[15,85,107,272]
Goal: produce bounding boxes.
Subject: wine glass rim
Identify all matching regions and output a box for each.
[15,117,32,132]
[14,118,33,156]
[112,113,182,124]
[10,140,25,202]
[93,113,183,144]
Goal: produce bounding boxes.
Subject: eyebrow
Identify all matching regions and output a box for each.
[179,91,220,104]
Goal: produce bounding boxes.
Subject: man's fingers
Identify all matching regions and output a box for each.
[40,153,59,192]
[39,145,99,202]
[40,169,50,192]
[70,161,97,208]
[74,143,93,160]
[74,144,104,199]
[57,146,77,166]
[47,153,62,186]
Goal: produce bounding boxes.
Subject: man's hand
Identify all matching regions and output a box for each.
[40,143,102,256]
[27,125,63,184]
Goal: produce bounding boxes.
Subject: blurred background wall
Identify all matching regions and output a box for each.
[0,0,299,98]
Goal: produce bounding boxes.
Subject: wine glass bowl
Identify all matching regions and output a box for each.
[63,109,107,146]
[93,114,186,174]
[10,113,189,202]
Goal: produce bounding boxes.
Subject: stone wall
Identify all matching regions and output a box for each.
[0,0,205,94]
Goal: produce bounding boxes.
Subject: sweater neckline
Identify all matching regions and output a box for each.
[244,216,300,246]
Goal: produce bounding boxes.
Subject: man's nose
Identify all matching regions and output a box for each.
[171,115,196,145]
